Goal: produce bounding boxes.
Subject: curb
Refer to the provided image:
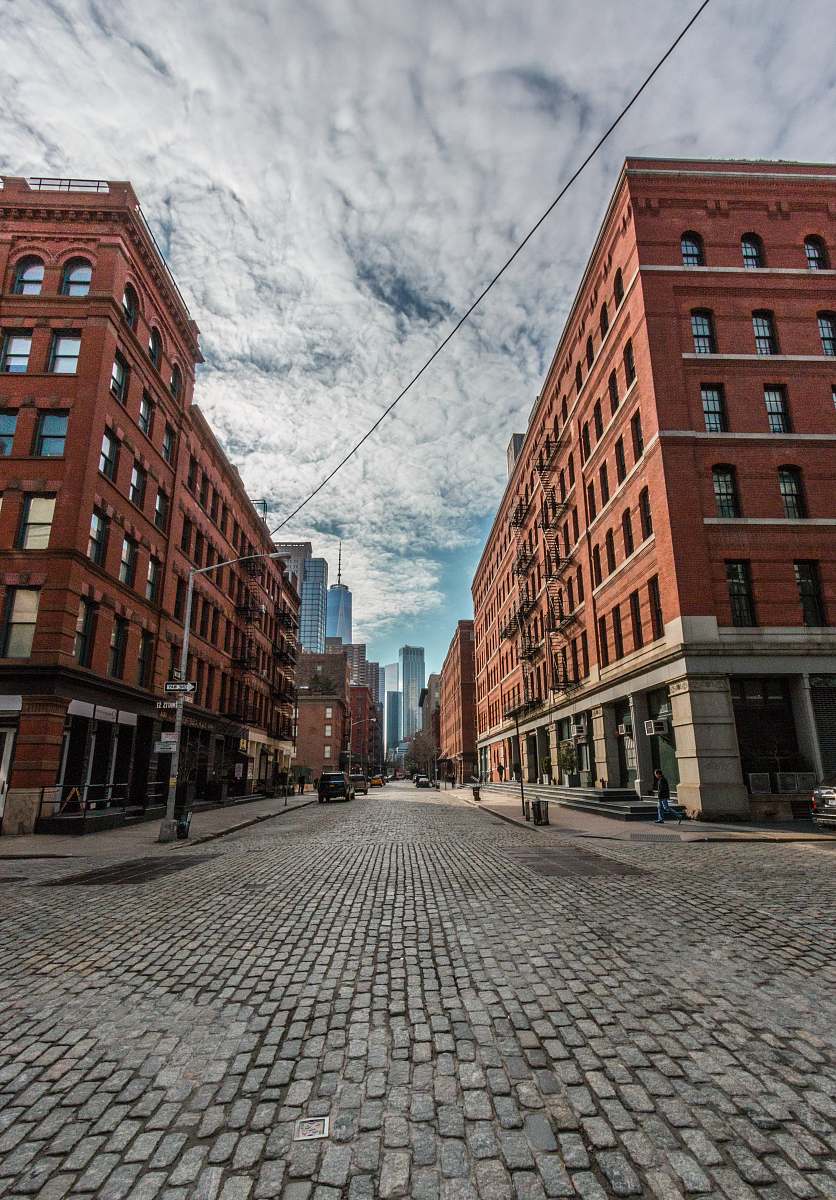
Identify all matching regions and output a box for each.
[177,799,316,848]
[457,793,543,833]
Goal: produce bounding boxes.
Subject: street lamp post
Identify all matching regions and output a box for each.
[158,550,286,843]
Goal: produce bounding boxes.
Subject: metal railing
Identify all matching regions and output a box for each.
[36,781,168,829]
[28,176,110,193]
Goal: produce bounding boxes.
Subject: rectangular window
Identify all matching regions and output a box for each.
[325,724,332,737]
[701,385,726,432]
[597,615,609,667]
[193,531,204,568]
[137,630,154,687]
[119,537,137,587]
[779,467,806,519]
[614,436,626,483]
[99,430,119,479]
[154,488,169,531]
[0,411,17,459]
[139,392,154,436]
[18,495,56,549]
[49,332,81,374]
[648,575,664,640]
[174,578,186,620]
[199,472,209,508]
[210,490,219,522]
[726,560,756,627]
[630,412,644,461]
[794,561,826,627]
[586,482,596,521]
[146,557,160,603]
[1,333,31,374]
[74,598,95,667]
[35,412,68,457]
[599,463,610,505]
[129,462,147,508]
[180,517,192,555]
[764,387,790,433]
[110,352,129,402]
[187,455,198,491]
[324,745,331,759]
[712,467,740,517]
[612,605,624,660]
[753,312,778,355]
[162,423,175,463]
[108,616,128,678]
[2,588,40,657]
[325,706,333,718]
[581,631,589,675]
[691,311,716,354]
[88,509,108,565]
[629,589,643,649]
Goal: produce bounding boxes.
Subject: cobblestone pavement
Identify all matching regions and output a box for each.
[1,785,835,1200]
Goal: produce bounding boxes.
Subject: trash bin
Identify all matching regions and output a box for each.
[176,810,192,840]
[472,785,481,802]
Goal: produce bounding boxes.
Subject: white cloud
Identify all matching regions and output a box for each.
[3,0,835,656]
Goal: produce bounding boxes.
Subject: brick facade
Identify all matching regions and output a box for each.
[294,651,350,780]
[439,620,477,784]
[0,176,298,833]
[350,684,377,775]
[473,159,836,819]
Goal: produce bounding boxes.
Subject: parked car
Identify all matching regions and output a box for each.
[350,773,369,796]
[370,774,385,788]
[415,776,431,789]
[317,771,355,803]
[811,777,836,828]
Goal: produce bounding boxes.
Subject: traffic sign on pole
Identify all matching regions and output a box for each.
[165,681,196,694]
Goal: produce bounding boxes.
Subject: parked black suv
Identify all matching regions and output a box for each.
[317,771,355,803]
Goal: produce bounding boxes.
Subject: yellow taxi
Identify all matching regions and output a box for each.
[370,774,385,788]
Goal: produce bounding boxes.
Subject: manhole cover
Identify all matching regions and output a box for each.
[630,834,682,843]
[504,847,645,877]
[294,1116,329,1141]
[42,855,216,886]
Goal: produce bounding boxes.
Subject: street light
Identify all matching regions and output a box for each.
[158,549,286,843]
[348,715,377,774]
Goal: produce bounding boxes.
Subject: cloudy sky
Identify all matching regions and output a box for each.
[3,0,835,672]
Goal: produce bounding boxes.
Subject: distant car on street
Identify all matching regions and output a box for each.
[370,774,385,788]
[350,773,369,795]
[317,771,355,803]
[811,777,836,828]
[415,776,431,789]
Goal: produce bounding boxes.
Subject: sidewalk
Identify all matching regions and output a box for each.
[0,793,315,858]
[457,786,836,843]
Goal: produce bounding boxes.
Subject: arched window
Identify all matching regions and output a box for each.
[586,336,594,369]
[575,363,583,394]
[60,258,92,296]
[681,231,704,267]
[170,364,183,401]
[122,284,138,329]
[608,370,619,415]
[712,465,740,517]
[741,234,764,269]
[805,236,829,270]
[818,312,836,356]
[752,310,778,355]
[639,487,653,539]
[691,309,716,354]
[148,327,162,368]
[613,268,624,307]
[622,508,634,557]
[592,545,602,587]
[600,303,609,338]
[13,256,44,295]
[593,400,603,440]
[778,465,806,519]
[605,529,616,574]
[623,339,636,384]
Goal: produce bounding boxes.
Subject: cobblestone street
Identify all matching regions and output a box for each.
[1,785,835,1200]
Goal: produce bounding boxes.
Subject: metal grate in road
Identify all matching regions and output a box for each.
[42,856,216,887]
[630,833,682,843]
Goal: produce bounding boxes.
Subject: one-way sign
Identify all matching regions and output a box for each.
[165,681,196,693]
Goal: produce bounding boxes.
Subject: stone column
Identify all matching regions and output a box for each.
[628,692,653,798]
[591,704,619,790]
[668,675,749,819]
[791,675,824,781]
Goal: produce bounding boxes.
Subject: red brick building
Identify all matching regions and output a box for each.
[294,651,350,781]
[0,176,298,833]
[439,620,477,784]
[350,684,377,776]
[473,159,836,819]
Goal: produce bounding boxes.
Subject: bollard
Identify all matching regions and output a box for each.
[472,785,481,802]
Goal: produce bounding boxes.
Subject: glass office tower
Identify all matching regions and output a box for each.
[326,585,352,644]
[399,645,425,740]
[274,542,328,653]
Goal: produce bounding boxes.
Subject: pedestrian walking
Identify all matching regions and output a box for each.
[654,768,682,824]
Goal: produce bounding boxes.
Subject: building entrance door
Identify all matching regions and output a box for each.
[0,728,16,827]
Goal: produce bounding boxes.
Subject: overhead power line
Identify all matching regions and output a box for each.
[270,0,712,535]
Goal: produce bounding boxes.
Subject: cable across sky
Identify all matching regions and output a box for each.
[270,0,713,535]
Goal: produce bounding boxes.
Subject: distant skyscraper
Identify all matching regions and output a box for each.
[383,663,399,753]
[385,692,401,758]
[399,645,425,740]
[274,542,329,653]
[344,643,367,686]
[326,542,353,644]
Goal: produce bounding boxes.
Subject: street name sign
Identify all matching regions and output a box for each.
[156,701,177,711]
[154,741,175,754]
[164,681,196,693]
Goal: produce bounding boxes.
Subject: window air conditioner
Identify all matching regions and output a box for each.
[644,718,668,736]
[570,721,586,736]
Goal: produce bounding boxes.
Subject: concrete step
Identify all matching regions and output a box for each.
[552,797,685,822]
